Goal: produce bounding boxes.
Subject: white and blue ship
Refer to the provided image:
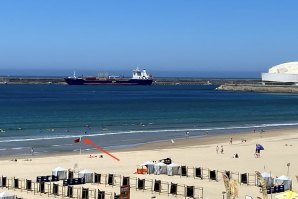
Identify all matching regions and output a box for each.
[64,68,153,85]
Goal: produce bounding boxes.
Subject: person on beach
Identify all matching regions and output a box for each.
[233,153,239,158]
[185,131,190,139]
[221,145,224,154]
[255,150,260,158]
[229,137,233,144]
[216,145,219,154]
[31,147,34,156]
[255,144,260,158]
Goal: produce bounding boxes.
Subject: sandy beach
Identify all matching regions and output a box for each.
[1,127,298,198]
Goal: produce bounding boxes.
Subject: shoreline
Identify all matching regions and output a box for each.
[1,126,293,161]
[114,127,294,152]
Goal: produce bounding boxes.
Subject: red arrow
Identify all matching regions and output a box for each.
[83,138,120,161]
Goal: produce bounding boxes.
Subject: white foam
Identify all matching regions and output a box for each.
[11,147,25,150]
[1,122,298,143]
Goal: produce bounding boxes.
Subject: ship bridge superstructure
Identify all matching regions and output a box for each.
[132,68,152,80]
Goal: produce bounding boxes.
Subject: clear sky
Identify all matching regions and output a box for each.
[1,1,298,77]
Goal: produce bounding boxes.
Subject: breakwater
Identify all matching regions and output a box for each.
[3,76,297,94]
[217,84,298,93]
[0,76,259,86]
[0,77,65,84]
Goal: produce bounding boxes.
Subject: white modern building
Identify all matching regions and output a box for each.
[262,62,298,85]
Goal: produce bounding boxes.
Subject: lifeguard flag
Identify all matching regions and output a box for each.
[74,138,81,143]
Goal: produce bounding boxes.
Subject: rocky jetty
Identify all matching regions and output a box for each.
[217,83,298,93]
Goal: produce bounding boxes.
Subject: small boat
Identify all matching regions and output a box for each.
[64,68,153,85]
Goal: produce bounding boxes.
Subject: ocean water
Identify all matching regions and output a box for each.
[1,84,298,157]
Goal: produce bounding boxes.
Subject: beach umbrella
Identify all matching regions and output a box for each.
[230,179,238,198]
[275,190,298,199]
[222,172,231,199]
[256,144,264,150]
[256,171,268,199]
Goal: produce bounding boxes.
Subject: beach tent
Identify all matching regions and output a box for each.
[258,172,274,188]
[0,191,16,199]
[275,175,292,191]
[154,162,167,175]
[52,167,67,180]
[141,161,155,174]
[167,163,180,176]
[79,169,94,183]
[275,190,298,199]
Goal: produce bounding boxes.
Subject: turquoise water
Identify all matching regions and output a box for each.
[1,84,298,156]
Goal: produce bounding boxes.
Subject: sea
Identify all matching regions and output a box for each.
[1,84,298,157]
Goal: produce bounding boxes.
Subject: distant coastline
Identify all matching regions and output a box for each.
[0,76,260,86]
[2,76,298,93]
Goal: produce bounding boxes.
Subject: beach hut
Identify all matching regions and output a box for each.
[0,191,16,199]
[79,169,94,183]
[167,163,180,176]
[52,167,67,180]
[141,161,155,174]
[275,175,292,191]
[154,162,167,175]
[258,172,274,188]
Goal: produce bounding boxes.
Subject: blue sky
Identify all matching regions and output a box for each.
[0,1,298,77]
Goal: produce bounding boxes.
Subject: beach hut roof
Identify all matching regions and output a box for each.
[168,163,179,167]
[141,161,154,166]
[155,162,166,166]
[53,167,67,171]
[276,175,290,180]
[79,169,93,174]
[261,172,272,177]
[0,191,15,197]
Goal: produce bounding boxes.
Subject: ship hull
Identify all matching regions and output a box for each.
[64,78,153,85]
